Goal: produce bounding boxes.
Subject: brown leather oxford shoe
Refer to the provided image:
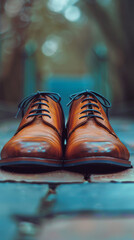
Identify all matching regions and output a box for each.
[1,91,65,171]
[64,90,131,172]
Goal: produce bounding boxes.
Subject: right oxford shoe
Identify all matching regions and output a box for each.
[64,90,131,172]
[1,92,65,171]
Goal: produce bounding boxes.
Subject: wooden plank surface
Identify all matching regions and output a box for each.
[38,216,134,240]
[53,183,134,213]
[0,183,49,240]
[0,170,85,183]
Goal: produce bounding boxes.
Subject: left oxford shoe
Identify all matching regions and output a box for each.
[1,92,65,171]
[64,90,132,172]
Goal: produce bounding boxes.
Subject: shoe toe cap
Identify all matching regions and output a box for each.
[66,140,129,160]
[1,137,62,160]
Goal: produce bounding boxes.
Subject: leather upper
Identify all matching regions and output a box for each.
[1,94,65,160]
[65,93,130,160]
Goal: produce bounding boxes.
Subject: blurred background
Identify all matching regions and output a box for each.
[0,0,134,119]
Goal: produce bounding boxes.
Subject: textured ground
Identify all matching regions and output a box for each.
[0,118,134,240]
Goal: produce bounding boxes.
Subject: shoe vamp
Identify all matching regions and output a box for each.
[13,121,61,145]
[67,120,121,146]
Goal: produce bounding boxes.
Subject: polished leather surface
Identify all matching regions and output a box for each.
[1,94,65,162]
[65,93,130,162]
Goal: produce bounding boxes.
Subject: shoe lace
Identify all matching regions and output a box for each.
[15,91,61,119]
[67,90,111,120]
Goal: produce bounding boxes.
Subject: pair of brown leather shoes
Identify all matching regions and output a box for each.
[0,91,131,172]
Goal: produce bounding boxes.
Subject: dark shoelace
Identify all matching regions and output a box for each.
[15,91,61,119]
[67,90,111,120]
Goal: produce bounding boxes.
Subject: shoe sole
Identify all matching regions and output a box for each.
[64,156,132,173]
[0,157,62,173]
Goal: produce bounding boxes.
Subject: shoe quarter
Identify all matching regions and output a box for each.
[92,98,117,138]
[42,97,64,137]
[16,101,36,133]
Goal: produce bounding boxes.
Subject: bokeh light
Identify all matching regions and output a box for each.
[47,0,70,13]
[64,6,81,22]
[41,35,60,57]
[5,0,24,18]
